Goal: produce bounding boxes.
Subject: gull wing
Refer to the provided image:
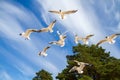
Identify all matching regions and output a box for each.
[74,60,80,65]
[110,33,120,39]
[96,39,107,46]
[43,46,50,52]
[63,10,78,14]
[86,34,94,40]
[69,66,77,72]
[49,10,60,14]
[25,29,37,35]
[37,28,49,32]
[48,20,56,28]
[78,63,86,71]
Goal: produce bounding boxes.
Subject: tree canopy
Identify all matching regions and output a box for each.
[56,44,120,80]
[33,44,120,80]
[32,69,53,80]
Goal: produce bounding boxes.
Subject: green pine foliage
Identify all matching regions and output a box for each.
[32,69,53,80]
[56,44,120,80]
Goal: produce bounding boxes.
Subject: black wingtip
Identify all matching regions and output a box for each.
[48,46,51,48]
[48,10,52,12]
[116,33,120,35]
[75,10,78,12]
[36,30,42,32]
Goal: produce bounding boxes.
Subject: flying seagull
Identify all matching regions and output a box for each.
[74,34,79,44]
[19,29,38,40]
[38,20,56,33]
[49,10,78,19]
[49,31,67,47]
[74,34,94,44]
[96,33,120,46]
[69,61,90,74]
[38,46,50,57]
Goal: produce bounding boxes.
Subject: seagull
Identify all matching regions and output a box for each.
[49,31,67,47]
[69,61,90,74]
[74,34,79,44]
[19,29,38,40]
[74,34,94,44]
[38,20,56,33]
[57,31,68,41]
[96,33,120,46]
[38,46,50,57]
[49,10,78,19]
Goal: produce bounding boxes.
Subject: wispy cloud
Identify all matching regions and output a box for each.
[0,0,63,78]
[0,71,13,80]
[37,0,120,58]
[0,0,120,80]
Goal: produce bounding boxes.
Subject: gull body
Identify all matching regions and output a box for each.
[38,20,56,33]
[49,31,66,47]
[38,46,50,57]
[49,10,78,19]
[96,33,120,46]
[19,29,38,40]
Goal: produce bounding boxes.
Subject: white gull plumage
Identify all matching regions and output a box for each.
[96,33,120,46]
[49,10,78,19]
[38,46,51,57]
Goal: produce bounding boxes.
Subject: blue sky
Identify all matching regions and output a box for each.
[0,0,120,80]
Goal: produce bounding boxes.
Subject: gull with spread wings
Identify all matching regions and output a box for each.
[19,29,38,40]
[96,33,120,46]
[69,60,90,74]
[49,10,78,19]
[74,34,94,44]
[38,46,51,57]
[38,20,56,33]
[49,31,67,47]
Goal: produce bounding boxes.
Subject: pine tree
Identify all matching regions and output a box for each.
[33,69,53,80]
[56,44,120,80]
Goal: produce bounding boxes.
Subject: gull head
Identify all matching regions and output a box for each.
[38,52,42,56]
[105,36,109,39]
[19,32,25,36]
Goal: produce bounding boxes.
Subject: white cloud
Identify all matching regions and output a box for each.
[0,71,13,80]
[0,1,62,78]
[37,0,120,58]
[0,1,42,41]
[1,0,120,80]
[14,63,35,76]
